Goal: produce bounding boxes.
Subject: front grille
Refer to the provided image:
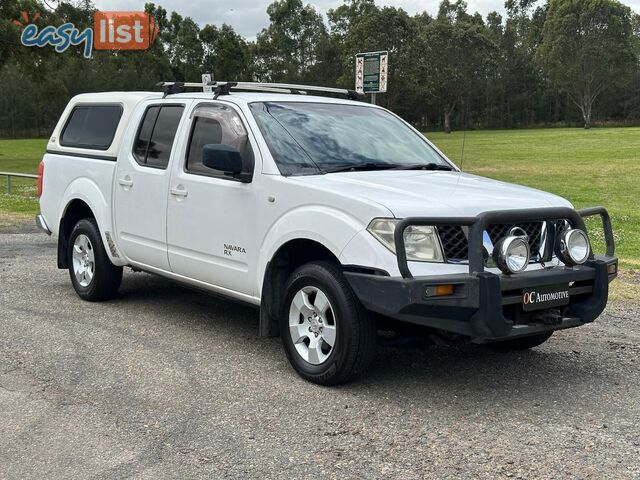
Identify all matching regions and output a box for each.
[438,221,563,263]
[554,219,569,232]
[487,222,543,254]
[438,225,468,261]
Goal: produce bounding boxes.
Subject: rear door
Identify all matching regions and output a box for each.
[113,101,189,270]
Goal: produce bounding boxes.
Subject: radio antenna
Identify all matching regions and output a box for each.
[459,128,467,171]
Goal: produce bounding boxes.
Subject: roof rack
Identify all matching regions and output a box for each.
[157,81,362,100]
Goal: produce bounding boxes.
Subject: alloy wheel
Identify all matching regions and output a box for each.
[288,286,337,365]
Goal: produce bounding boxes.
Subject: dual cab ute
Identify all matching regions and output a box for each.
[36,82,618,385]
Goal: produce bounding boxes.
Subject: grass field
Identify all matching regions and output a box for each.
[0,129,638,273]
[0,138,47,221]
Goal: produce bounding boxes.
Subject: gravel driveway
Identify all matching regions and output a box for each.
[1,228,639,479]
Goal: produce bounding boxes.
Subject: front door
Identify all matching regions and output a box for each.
[113,102,187,270]
[166,102,259,296]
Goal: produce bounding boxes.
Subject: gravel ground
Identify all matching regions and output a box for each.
[1,229,639,479]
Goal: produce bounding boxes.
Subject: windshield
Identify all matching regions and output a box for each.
[248,102,452,175]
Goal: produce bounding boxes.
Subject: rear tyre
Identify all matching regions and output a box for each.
[487,332,553,352]
[68,218,122,301]
[280,261,376,385]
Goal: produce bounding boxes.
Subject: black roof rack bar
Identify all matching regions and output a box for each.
[158,81,211,98]
[158,81,362,99]
[159,81,211,88]
[158,81,184,98]
[158,81,286,97]
[213,82,236,99]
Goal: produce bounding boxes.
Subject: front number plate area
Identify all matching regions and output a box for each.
[522,284,570,311]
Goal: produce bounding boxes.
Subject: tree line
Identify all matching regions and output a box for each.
[0,0,639,138]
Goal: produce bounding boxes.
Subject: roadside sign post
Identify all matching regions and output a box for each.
[202,73,213,93]
[355,51,388,104]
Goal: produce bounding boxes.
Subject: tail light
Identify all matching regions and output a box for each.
[37,161,44,197]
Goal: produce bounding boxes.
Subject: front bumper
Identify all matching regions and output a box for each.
[345,257,617,341]
[345,206,618,341]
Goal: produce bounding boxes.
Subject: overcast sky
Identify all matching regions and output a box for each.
[93,0,640,39]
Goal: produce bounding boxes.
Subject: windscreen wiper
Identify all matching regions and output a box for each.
[391,163,455,171]
[322,162,398,174]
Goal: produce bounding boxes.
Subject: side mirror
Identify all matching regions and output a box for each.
[202,144,251,182]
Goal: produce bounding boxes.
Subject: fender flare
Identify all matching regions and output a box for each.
[256,206,365,337]
[58,177,124,266]
[256,205,364,294]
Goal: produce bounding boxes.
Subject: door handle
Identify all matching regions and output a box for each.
[118,176,133,187]
[170,186,188,198]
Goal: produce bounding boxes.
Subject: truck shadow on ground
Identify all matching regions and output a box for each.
[113,271,610,406]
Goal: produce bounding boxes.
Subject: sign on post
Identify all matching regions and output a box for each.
[202,73,212,93]
[355,51,388,95]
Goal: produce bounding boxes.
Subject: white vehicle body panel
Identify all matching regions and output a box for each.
[113,98,193,271]
[39,90,575,304]
[39,153,123,264]
[165,100,260,296]
[291,170,572,219]
[254,174,393,294]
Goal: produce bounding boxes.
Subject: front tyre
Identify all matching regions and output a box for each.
[281,261,376,385]
[68,218,122,301]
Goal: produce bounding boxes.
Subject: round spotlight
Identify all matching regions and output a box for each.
[556,228,590,266]
[493,235,531,274]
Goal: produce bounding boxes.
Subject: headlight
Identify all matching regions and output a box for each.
[367,219,444,262]
[555,228,590,266]
[493,235,531,274]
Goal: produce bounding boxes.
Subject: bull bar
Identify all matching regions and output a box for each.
[344,207,618,341]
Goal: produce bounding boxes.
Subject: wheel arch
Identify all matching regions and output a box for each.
[58,198,96,268]
[259,238,342,338]
[57,178,121,268]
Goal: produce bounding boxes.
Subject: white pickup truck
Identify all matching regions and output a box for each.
[36,82,618,385]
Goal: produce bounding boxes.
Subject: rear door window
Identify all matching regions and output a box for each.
[133,105,184,169]
[60,105,123,150]
[133,106,159,163]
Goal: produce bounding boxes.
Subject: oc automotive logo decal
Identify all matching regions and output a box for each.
[522,284,571,311]
[523,290,569,305]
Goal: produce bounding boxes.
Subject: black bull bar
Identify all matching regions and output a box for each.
[344,206,617,340]
[393,206,614,279]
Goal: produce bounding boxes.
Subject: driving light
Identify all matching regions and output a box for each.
[555,228,590,266]
[367,219,444,263]
[493,235,531,274]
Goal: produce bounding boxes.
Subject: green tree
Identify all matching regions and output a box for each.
[482,1,548,128]
[536,0,638,128]
[171,15,204,81]
[200,23,252,81]
[415,1,496,132]
[255,0,328,82]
